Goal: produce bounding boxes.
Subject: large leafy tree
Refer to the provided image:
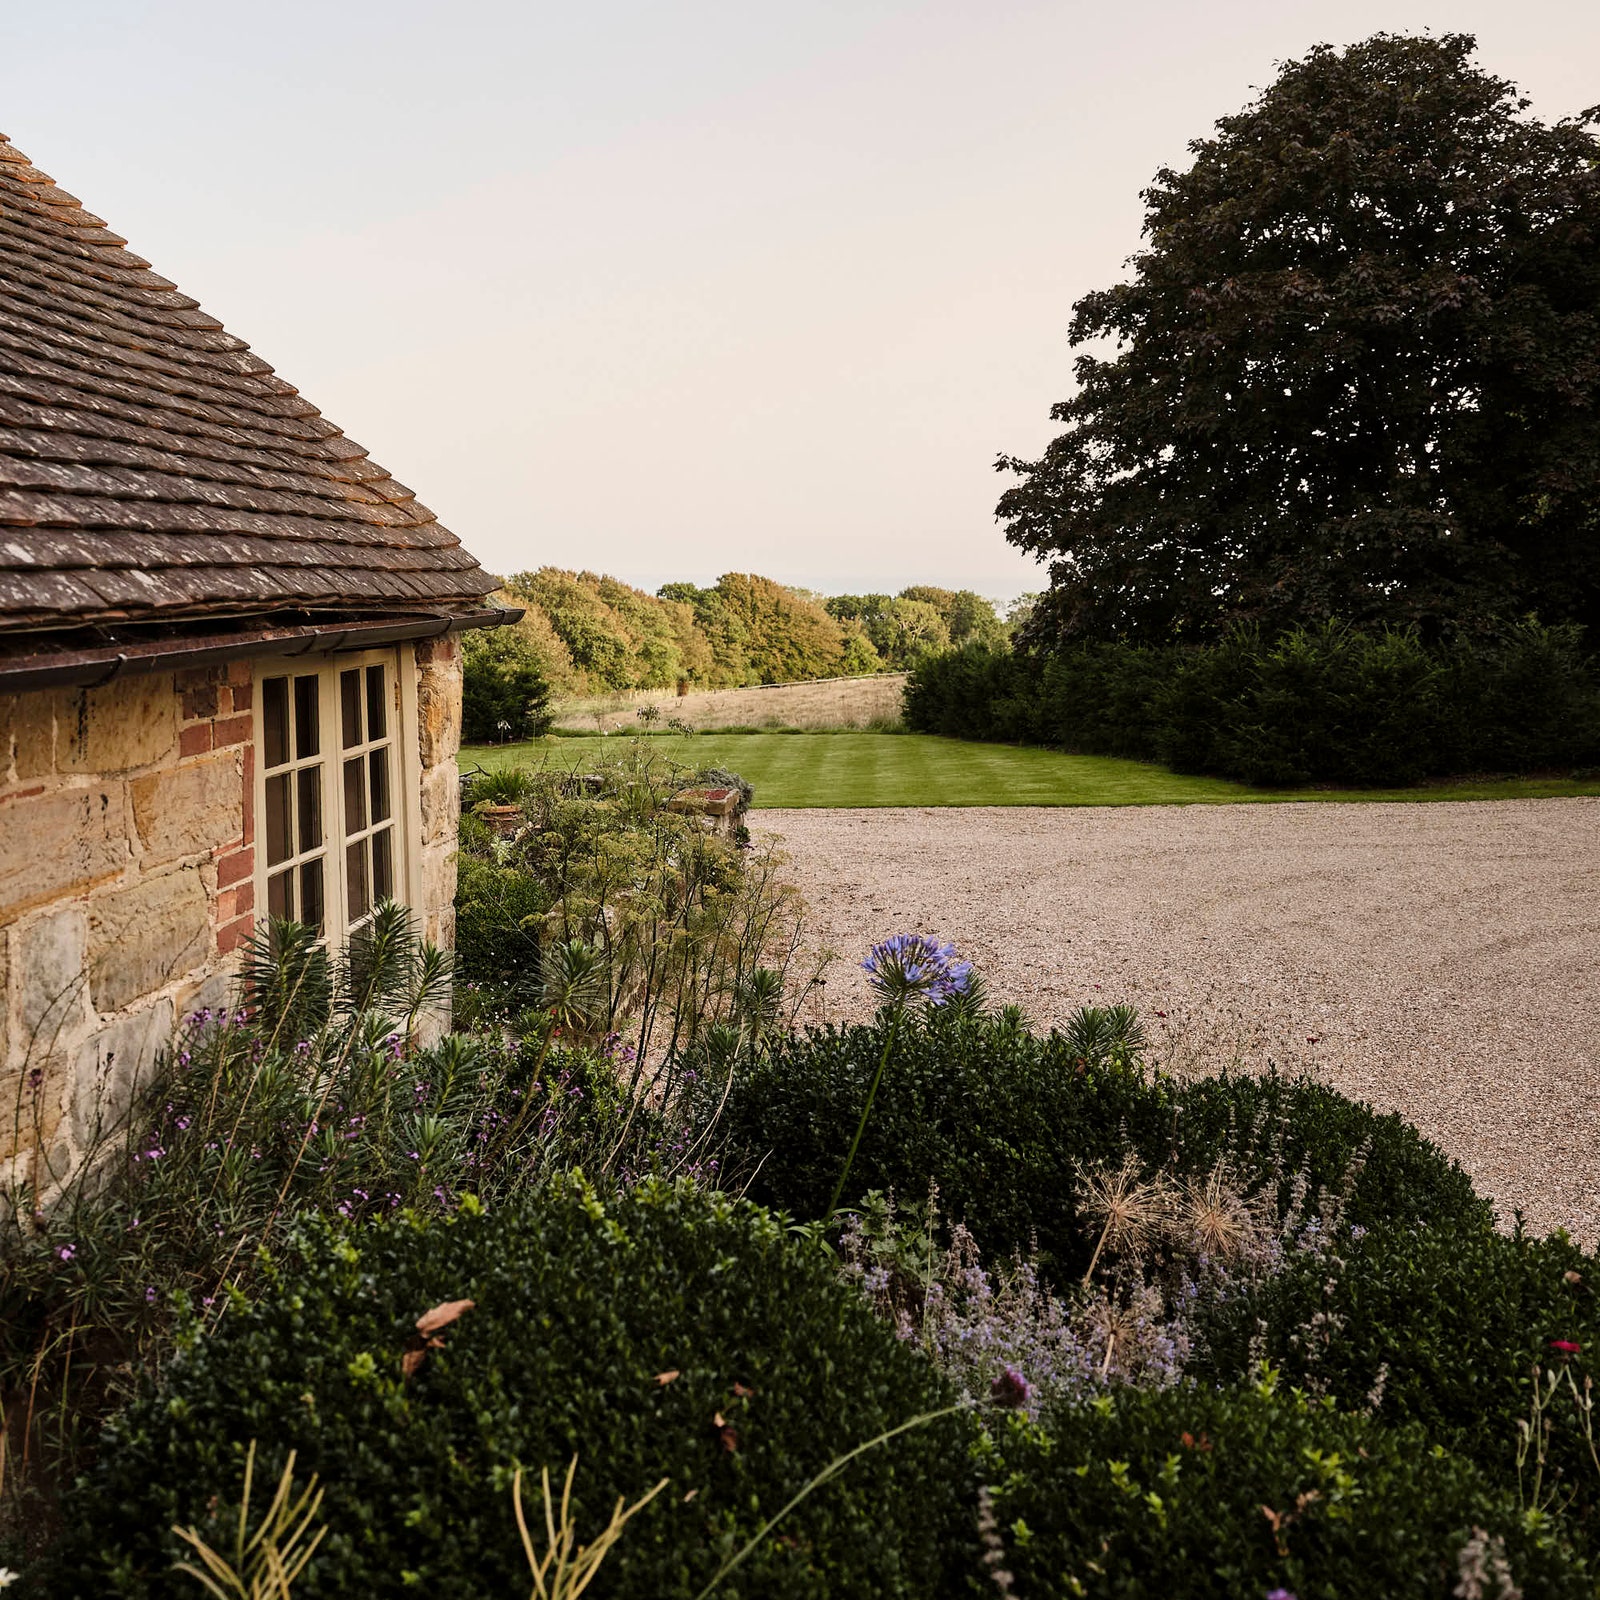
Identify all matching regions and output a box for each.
[998,33,1600,644]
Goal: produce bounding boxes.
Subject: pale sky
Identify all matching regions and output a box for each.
[5,2,1597,604]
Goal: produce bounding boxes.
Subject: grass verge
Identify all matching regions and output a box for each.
[460,732,1600,809]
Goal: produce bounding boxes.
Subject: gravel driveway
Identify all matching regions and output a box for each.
[758,799,1600,1240]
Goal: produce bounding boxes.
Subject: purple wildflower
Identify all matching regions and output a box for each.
[1267,1591,1299,1600]
[55,1243,77,1262]
[145,1286,157,1304]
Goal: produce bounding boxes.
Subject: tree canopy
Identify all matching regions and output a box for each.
[824,588,1008,666]
[997,33,1600,645]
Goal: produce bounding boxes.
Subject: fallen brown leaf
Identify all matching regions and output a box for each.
[732,1382,753,1398]
[416,1299,476,1337]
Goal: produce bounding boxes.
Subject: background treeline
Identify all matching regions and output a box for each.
[905,620,1600,786]
[462,569,1008,740]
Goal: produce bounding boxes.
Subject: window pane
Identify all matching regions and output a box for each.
[343,757,367,832]
[340,670,362,748]
[346,839,370,921]
[300,859,324,934]
[372,827,393,902]
[294,676,320,759]
[297,766,322,849]
[369,749,391,823]
[265,773,293,866]
[262,677,289,769]
[366,664,387,740]
[267,867,294,920]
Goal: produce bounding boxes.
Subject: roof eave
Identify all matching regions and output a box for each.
[0,606,522,693]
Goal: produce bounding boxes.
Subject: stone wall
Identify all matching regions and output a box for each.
[415,634,464,952]
[0,638,466,1192]
[0,661,253,1191]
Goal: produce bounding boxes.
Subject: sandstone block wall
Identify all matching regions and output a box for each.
[414,634,464,953]
[0,662,253,1192]
[0,638,466,1193]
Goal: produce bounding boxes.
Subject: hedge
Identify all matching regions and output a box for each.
[904,620,1600,786]
[1191,1215,1600,1528]
[984,1382,1593,1598]
[52,1180,974,1600]
[708,1009,1488,1283]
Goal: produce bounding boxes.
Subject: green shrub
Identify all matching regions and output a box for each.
[451,749,806,1056]
[452,849,550,998]
[983,1381,1593,1598]
[1150,622,1446,785]
[904,621,1600,785]
[461,627,553,743]
[52,1181,972,1600]
[0,910,643,1538]
[903,643,1035,742]
[710,1010,1487,1284]
[1190,1217,1600,1526]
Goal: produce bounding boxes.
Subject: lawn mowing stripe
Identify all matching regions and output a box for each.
[461,733,1600,810]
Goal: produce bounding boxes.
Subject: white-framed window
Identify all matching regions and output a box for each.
[255,647,417,942]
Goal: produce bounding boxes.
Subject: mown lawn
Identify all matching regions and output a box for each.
[459,732,1600,809]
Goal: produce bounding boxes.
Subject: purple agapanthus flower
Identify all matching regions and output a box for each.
[861,935,973,1008]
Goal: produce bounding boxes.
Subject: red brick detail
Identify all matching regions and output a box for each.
[216,879,257,923]
[179,722,213,758]
[0,784,46,805]
[217,912,256,955]
[227,659,253,688]
[212,713,252,749]
[217,845,254,888]
[228,681,253,713]
[181,684,219,719]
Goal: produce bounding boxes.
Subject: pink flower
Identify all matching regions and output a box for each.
[1550,1339,1582,1357]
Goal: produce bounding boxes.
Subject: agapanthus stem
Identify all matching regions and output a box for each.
[824,1007,901,1227]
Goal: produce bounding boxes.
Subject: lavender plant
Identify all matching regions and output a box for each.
[837,1145,1322,1413]
[838,1187,1190,1411]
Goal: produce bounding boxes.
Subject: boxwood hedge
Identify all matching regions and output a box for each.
[984,1382,1593,1598]
[711,1010,1488,1282]
[1191,1216,1600,1528]
[51,1179,974,1600]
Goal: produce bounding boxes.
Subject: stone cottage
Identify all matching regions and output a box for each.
[0,132,513,1186]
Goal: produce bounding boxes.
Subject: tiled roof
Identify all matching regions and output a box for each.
[0,132,497,636]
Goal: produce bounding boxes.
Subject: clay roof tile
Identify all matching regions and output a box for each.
[0,131,497,634]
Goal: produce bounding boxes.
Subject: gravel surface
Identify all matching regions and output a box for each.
[759,799,1600,1240]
